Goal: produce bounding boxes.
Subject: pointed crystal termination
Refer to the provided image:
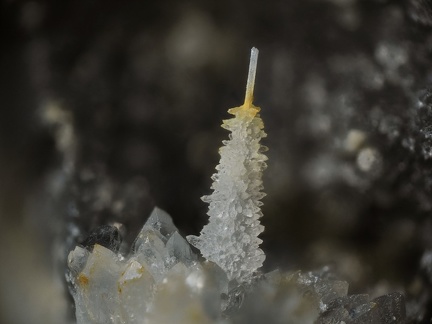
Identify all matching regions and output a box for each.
[166,231,197,266]
[140,206,178,239]
[187,47,268,283]
[69,207,231,324]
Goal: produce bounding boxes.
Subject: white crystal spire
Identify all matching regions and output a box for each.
[187,48,267,283]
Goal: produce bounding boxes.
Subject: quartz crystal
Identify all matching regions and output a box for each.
[67,207,228,324]
[68,208,407,323]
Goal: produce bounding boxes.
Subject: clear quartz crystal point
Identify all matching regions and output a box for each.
[166,231,197,266]
[138,206,178,241]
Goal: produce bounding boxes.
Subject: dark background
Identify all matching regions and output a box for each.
[2,0,432,322]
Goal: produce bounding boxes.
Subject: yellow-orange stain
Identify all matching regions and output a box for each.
[78,273,89,287]
[228,103,260,119]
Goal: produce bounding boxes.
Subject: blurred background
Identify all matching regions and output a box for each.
[2,0,432,323]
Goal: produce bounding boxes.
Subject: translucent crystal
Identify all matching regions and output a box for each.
[67,245,89,276]
[296,270,349,312]
[315,279,350,311]
[116,258,155,324]
[147,263,221,323]
[133,228,168,281]
[326,294,370,311]
[230,271,320,323]
[74,244,122,324]
[147,207,177,236]
[166,231,197,266]
[201,261,229,296]
[372,293,406,323]
[316,286,406,323]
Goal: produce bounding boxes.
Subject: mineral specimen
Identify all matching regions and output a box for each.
[187,47,267,283]
[67,207,226,324]
[67,48,408,324]
[67,213,407,323]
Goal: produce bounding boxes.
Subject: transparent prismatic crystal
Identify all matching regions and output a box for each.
[187,47,268,283]
[67,207,227,324]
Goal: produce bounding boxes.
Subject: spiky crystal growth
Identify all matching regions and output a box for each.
[187,48,268,283]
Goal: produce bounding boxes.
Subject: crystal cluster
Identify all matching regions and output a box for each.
[66,48,408,323]
[187,48,267,283]
[295,269,406,323]
[235,268,406,324]
[67,207,406,324]
[67,207,226,324]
